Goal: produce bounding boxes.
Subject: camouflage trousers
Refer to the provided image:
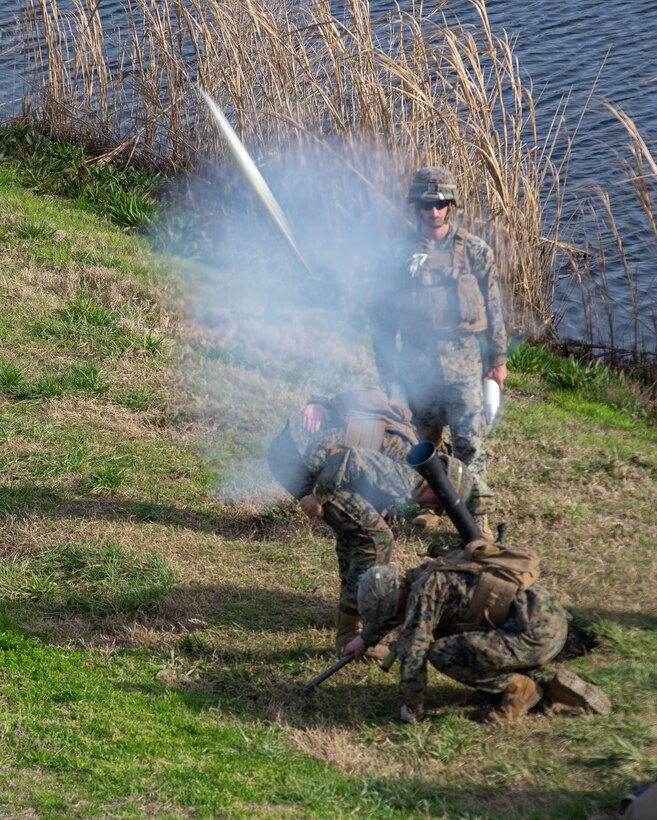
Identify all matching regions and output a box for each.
[314,446,420,617]
[399,335,487,481]
[425,586,568,694]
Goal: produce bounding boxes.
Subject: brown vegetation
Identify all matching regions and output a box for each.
[17,0,582,334]
[15,1,657,365]
[1,160,656,816]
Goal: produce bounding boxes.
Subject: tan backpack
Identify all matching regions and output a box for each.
[332,387,419,451]
[431,539,540,630]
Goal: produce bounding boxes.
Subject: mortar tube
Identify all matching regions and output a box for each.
[407,442,483,544]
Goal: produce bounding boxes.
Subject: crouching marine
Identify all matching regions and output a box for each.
[351,553,610,723]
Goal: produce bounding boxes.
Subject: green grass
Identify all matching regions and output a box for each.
[0,172,655,817]
[0,620,430,817]
[508,339,654,421]
[0,123,161,230]
[31,296,165,358]
[0,541,177,616]
[6,363,110,401]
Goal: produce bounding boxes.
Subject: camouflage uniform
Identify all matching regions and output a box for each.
[362,563,568,716]
[268,391,420,620]
[270,402,414,503]
[313,445,421,617]
[371,225,507,481]
[268,390,493,621]
[269,390,493,622]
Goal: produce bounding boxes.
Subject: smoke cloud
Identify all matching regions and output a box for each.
[161,137,410,501]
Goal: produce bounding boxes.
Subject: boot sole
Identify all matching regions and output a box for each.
[547,669,611,715]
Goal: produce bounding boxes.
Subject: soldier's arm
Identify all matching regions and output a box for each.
[397,574,444,716]
[359,618,396,649]
[472,239,507,371]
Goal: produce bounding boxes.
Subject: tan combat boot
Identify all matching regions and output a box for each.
[474,514,495,541]
[335,610,360,659]
[546,669,611,715]
[414,512,495,539]
[485,674,542,723]
[363,644,390,663]
[411,508,442,530]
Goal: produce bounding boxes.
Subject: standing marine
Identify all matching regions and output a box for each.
[370,167,508,535]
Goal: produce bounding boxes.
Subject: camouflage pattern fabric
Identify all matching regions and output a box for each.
[404,335,487,479]
[358,564,401,626]
[396,568,568,715]
[268,409,411,503]
[280,404,413,500]
[407,167,460,207]
[304,435,489,615]
[306,426,411,479]
[287,406,492,514]
[371,224,507,482]
[269,392,491,622]
[314,446,422,616]
[464,462,495,516]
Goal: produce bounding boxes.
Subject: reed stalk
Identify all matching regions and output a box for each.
[13,0,656,352]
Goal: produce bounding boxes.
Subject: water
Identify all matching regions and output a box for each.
[369,0,657,351]
[1,0,656,352]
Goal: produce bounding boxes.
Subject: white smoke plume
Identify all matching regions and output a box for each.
[161,135,412,501]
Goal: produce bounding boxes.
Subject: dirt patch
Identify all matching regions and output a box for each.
[556,622,599,662]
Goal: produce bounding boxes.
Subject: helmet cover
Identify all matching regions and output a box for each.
[407,166,460,207]
[357,563,401,625]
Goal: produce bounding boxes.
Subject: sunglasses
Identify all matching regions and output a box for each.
[419,199,449,210]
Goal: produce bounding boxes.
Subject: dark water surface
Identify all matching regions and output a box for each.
[369,0,657,349]
[1,0,656,349]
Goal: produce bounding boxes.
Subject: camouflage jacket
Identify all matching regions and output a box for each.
[359,562,479,652]
[362,563,559,713]
[268,388,416,500]
[370,225,507,378]
[396,566,480,711]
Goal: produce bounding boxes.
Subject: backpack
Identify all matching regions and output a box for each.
[331,387,418,451]
[267,387,417,499]
[427,539,540,630]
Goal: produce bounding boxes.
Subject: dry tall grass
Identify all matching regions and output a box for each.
[17,0,581,335]
[568,104,657,364]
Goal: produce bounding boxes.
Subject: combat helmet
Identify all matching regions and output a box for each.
[407,166,461,208]
[357,564,401,626]
[441,453,475,505]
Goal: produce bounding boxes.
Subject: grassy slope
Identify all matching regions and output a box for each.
[0,167,656,818]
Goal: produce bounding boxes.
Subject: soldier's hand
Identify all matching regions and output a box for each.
[302,403,330,433]
[484,364,507,390]
[299,494,324,519]
[343,636,367,661]
[414,481,440,509]
[400,704,419,723]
